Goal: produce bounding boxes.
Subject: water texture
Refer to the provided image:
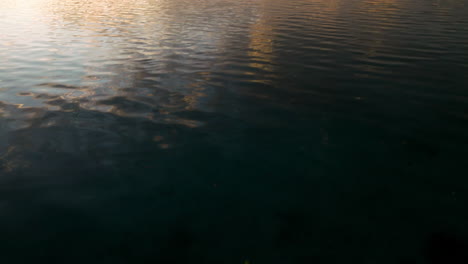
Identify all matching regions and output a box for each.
[0,0,468,263]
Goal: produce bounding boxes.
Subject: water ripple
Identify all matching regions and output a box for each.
[1,1,468,260]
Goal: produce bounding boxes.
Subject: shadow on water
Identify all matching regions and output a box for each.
[423,232,468,264]
[0,94,313,263]
[0,74,311,261]
[0,98,240,262]
[0,88,467,264]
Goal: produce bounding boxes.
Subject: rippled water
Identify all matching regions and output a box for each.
[1,0,468,263]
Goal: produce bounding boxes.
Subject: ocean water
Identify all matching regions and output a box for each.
[0,0,468,263]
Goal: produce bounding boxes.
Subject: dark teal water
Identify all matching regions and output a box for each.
[1,0,468,263]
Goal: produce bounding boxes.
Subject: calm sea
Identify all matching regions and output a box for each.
[1,0,468,263]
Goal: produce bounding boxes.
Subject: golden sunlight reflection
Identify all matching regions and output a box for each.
[248,13,275,75]
[158,143,170,149]
[2,0,208,127]
[153,135,164,142]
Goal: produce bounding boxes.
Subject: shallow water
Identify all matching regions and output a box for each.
[1,0,468,263]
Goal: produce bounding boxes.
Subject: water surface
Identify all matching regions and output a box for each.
[1,0,468,263]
